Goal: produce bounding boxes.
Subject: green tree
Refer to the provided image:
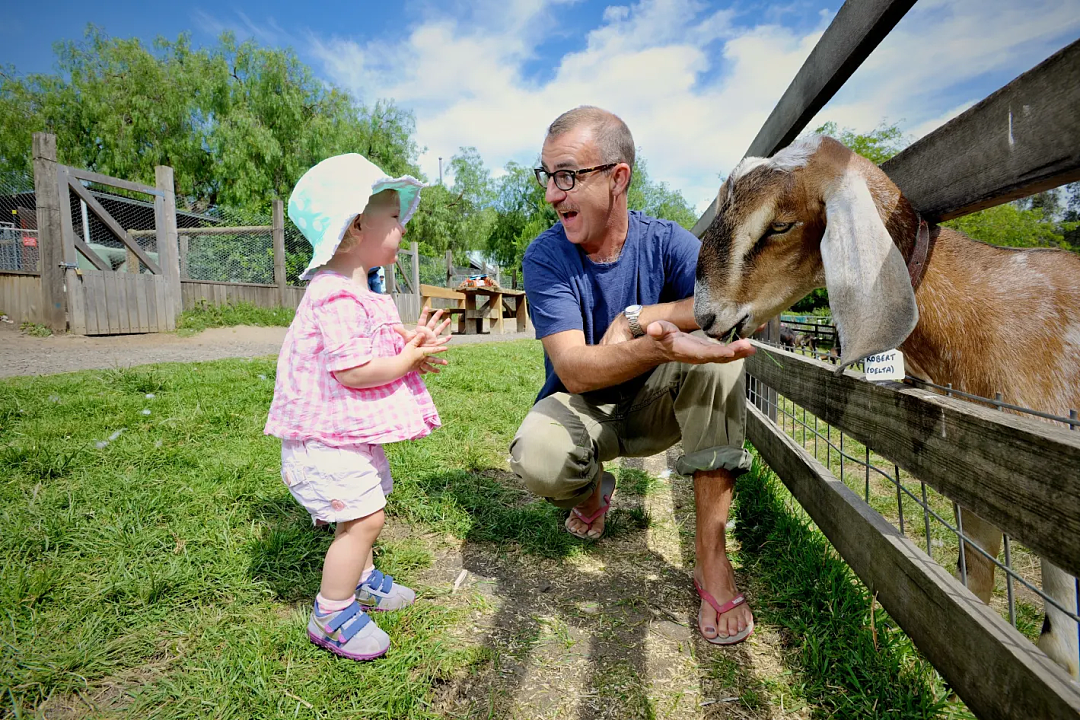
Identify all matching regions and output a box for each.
[407,147,495,260]
[0,26,419,214]
[627,155,698,229]
[943,204,1069,249]
[485,161,556,270]
[814,121,907,165]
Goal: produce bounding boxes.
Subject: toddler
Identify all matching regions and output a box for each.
[265,154,450,660]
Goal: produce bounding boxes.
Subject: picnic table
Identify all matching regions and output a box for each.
[418,283,529,335]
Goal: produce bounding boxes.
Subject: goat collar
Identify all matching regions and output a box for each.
[907,217,932,291]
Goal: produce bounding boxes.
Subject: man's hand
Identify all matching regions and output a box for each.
[599,312,634,345]
[646,320,755,365]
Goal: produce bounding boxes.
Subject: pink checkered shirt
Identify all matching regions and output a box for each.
[264,271,440,446]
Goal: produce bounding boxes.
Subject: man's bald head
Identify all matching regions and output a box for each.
[546,106,635,181]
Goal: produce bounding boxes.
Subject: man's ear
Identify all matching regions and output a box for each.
[613,163,632,196]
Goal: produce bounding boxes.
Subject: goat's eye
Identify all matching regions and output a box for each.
[769,221,795,234]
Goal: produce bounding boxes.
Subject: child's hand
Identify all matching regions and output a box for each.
[397,308,453,347]
[400,332,449,375]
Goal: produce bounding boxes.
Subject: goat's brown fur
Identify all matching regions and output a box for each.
[695,134,1080,676]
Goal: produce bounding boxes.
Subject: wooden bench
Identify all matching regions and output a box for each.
[499,288,529,333]
[419,284,466,335]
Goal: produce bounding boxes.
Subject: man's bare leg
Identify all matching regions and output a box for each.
[694,467,753,640]
[565,463,607,539]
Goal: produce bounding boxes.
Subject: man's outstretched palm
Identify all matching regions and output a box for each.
[646,320,755,365]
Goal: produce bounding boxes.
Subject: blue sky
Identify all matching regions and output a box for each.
[4,0,1079,212]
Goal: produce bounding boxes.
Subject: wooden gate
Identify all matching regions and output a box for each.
[33,133,181,334]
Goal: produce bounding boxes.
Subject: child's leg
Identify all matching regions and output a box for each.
[320,509,384,601]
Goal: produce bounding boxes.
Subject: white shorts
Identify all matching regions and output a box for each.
[281,439,393,524]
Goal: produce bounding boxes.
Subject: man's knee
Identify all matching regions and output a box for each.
[682,357,745,399]
[510,408,594,501]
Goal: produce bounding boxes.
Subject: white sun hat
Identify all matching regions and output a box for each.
[288,153,425,281]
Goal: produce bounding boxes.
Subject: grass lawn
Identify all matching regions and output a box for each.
[176,301,295,334]
[1,340,970,718]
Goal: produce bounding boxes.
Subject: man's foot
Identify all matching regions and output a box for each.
[693,555,754,645]
[565,471,616,540]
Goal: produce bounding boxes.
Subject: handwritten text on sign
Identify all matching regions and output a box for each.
[864,348,906,381]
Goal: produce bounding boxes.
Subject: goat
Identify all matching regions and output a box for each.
[693,134,1080,678]
[780,326,819,357]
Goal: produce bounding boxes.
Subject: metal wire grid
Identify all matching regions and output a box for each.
[179,205,274,285]
[79,184,159,273]
[0,174,39,272]
[745,342,1080,667]
[417,253,447,287]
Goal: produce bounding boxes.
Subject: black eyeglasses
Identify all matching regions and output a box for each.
[534,163,618,191]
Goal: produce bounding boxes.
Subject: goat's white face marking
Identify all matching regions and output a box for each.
[695,135,917,368]
[694,156,825,339]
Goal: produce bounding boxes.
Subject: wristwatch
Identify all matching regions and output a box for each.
[624,304,645,338]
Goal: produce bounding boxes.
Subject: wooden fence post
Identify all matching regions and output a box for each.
[383,262,397,293]
[32,133,66,333]
[154,166,182,324]
[409,242,420,297]
[272,199,287,307]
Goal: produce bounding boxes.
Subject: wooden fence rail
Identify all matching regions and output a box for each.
[882,38,1080,221]
[691,0,1080,712]
[745,401,1080,720]
[746,343,1080,580]
[693,0,918,237]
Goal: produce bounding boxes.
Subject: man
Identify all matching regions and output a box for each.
[509,106,757,646]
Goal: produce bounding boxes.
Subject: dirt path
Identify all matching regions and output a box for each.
[408,450,809,720]
[0,324,536,378]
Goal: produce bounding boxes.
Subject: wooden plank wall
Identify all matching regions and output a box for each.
[0,272,43,325]
[182,279,417,322]
[181,280,288,311]
[393,293,421,325]
[80,270,174,334]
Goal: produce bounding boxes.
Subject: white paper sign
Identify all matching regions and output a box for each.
[864,349,906,381]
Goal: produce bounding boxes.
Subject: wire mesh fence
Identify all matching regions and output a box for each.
[755,321,1080,669]
[178,206,273,285]
[417,252,447,287]
[0,173,39,273]
[76,181,159,274]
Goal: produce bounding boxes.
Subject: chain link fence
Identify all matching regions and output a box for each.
[0,173,39,273]
[77,181,159,273]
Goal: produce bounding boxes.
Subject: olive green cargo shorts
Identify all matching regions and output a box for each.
[509,358,750,509]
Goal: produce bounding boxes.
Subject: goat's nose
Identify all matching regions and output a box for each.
[696,310,716,335]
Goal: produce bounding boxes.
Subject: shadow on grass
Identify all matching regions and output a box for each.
[732,452,969,718]
[246,495,332,604]
[401,463,759,719]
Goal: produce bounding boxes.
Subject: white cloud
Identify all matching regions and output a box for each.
[305,0,1080,214]
[191,8,285,45]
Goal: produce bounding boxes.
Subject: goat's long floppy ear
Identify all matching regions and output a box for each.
[821,172,918,371]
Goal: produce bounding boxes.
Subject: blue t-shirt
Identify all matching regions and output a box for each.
[523,210,701,402]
